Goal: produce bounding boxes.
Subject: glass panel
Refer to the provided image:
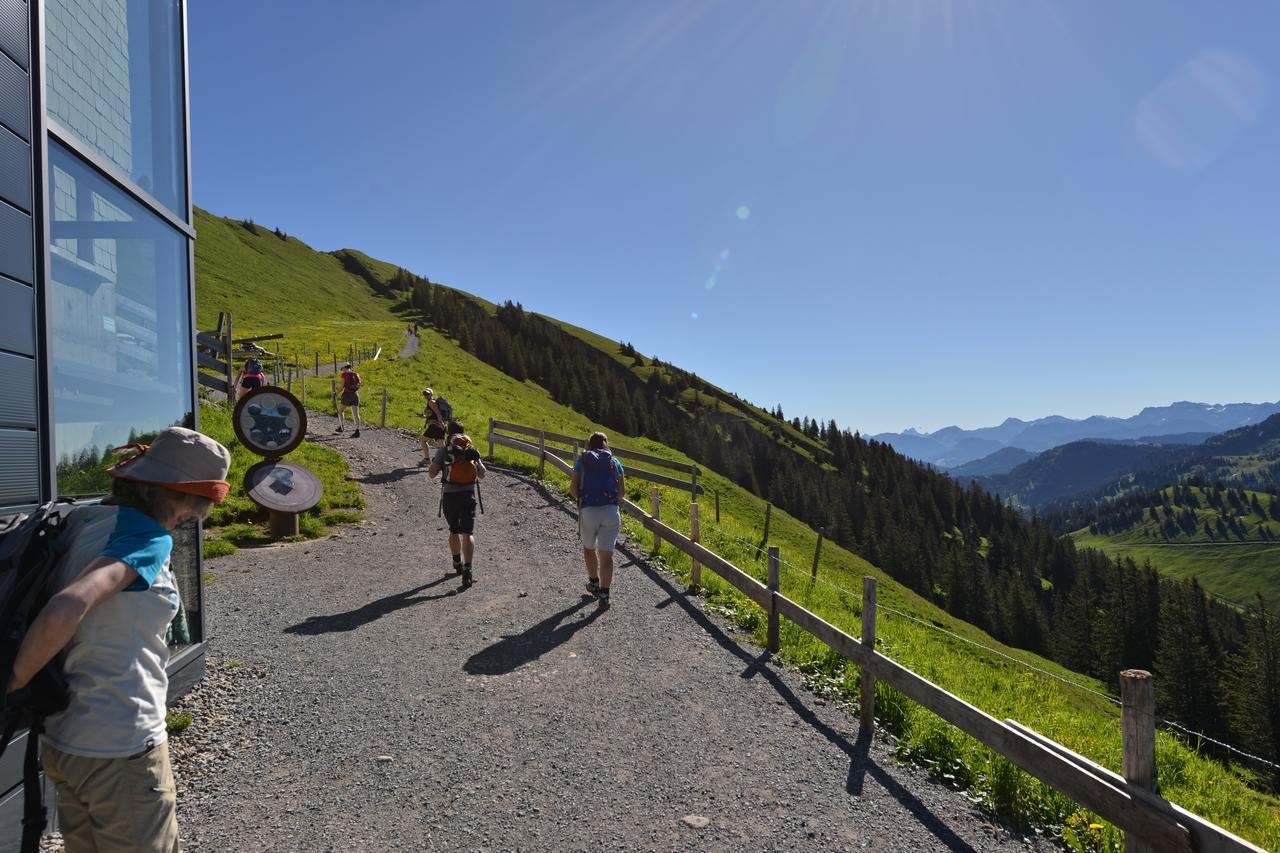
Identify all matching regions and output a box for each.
[45,0,186,215]
[166,520,201,651]
[49,141,193,495]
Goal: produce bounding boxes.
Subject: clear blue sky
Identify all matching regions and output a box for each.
[188,1,1279,435]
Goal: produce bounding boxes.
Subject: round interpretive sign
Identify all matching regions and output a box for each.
[243,459,323,514]
[232,386,306,457]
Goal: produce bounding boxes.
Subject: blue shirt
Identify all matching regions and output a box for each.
[102,507,174,591]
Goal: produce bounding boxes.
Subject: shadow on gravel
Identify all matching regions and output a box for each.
[464,598,601,676]
[356,466,425,485]
[628,544,982,853]
[283,574,463,635]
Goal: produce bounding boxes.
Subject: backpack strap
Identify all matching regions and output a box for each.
[20,716,46,853]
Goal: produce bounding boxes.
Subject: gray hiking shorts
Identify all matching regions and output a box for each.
[579,504,621,552]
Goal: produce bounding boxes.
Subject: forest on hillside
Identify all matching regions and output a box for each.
[388,267,1280,780]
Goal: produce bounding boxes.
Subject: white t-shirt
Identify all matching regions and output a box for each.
[43,505,178,758]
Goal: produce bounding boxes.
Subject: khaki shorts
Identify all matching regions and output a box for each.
[579,504,621,552]
[43,741,180,853]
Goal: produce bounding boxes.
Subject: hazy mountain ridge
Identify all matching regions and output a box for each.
[874,401,1280,469]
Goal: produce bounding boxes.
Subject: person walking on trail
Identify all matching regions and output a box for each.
[418,388,447,463]
[5,427,232,853]
[570,431,626,608]
[428,420,486,587]
[234,356,266,401]
[337,362,362,437]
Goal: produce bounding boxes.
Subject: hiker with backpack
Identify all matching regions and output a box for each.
[570,432,626,608]
[234,356,267,400]
[427,420,486,587]
[337,361,362,437]
[418,388,451,462]
[3,427,231,853]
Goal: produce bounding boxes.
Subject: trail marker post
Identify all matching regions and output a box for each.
[690,502,701,589]
[767,546,780,652]
[861,576,877,733]
[651,487,661,554]
[1121,670,1156,853]
[812,527,824,579]
[380,388,388,428]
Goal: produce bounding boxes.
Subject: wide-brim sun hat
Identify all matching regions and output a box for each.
[107,427,233,502]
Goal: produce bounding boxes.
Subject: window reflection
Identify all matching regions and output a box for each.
[45,0,186,214]
[49,142,193,496]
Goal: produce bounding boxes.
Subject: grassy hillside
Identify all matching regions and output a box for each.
[192,208,1280,850]
[1071,486,1280,605]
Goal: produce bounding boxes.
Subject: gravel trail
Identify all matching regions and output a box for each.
[171,413,1051,851]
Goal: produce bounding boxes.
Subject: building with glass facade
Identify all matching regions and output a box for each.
[0,1,203,837]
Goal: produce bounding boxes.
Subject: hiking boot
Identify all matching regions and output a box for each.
[461,566,473,587]
[452,557,464,576]
[352,429,361,438]
[597,590,611,608]
[585,579,601,597]
[335,425,344,433]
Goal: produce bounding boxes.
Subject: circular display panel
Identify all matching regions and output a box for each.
[243,459,323,514]
[232,386,306,457]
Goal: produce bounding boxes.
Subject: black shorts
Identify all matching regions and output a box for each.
[442,490,477,535]
[340,391,360,407]
[240,376,262,390]
[424,421,445,440]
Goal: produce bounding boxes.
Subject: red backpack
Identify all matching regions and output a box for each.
[341,370,361,392]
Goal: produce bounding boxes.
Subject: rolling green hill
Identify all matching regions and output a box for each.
[1070,485,1280,605]
[191,207,1279,850]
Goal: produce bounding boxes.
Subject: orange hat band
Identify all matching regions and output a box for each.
[108,471,230,503]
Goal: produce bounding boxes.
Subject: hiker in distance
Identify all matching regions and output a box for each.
[418,387,450,463]
[336,361,362,437]
[570,431,626,608]
[233,355,266,401]
[428,420,486,587]
[5,427,232,853]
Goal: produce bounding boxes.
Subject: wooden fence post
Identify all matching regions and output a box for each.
[286,371,292,394]
[650,487,661,554]
[812,527,824,579]
[538,431,546,479]
[1121,669,1156,853]
[332,354,337,375]
[861,576,877,733]
[757,503,772,561]
[223,314,234,397]
[487,417,495,461]
[715,489,720,523]
[380,388,388,428]
[689,502,701,589]
[300,376,306,407]
[691,466,699,503]
[767,546,780,653]
[314,351,319,376]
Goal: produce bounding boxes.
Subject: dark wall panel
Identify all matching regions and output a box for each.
[0,203,31,285]
[0,276,33,353]
[0,0,27,71]
[0,51,27,141]
[0,126,29,212]
[0,427,37,504]
[0,351,33,427]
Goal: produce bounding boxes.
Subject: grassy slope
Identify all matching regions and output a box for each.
[1072,487,1280,605]
[193,208,1279,850]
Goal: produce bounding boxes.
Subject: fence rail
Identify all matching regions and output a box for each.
[489,419,1263,853]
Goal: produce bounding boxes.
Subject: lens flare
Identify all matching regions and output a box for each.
[691,312,699,320]
[736,206,751,220]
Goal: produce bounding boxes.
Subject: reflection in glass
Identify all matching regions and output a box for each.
[45,0,187,214]
[49,142,193,496]
[166,520,201,650]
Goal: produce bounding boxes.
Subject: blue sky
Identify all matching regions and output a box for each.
[188,1,1279,435]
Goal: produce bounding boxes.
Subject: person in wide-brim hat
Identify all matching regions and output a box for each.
[6,426,231,853]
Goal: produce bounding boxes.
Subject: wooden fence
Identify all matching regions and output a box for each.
[486,420,1263,853]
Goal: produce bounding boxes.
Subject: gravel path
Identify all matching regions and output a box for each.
[170,414,1052,851]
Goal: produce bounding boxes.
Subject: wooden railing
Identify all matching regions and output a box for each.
[487,420,1264,853]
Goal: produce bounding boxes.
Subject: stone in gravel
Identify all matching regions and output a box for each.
[377,755,394,763]
[682,815,712,829]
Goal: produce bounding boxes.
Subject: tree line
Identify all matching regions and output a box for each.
[402,277,1280,780]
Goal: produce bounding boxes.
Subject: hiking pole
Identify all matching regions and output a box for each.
[476,482,485,515]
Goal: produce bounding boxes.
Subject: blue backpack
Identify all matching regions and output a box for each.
[579,450,619,507]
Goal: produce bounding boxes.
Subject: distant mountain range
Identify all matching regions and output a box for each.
[972,412,1280,513]
[873,401,1280,470]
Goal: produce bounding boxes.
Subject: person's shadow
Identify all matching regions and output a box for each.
[284,574,460,635]
[464,598,600,675]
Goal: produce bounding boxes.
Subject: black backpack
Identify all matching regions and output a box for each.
[0,503,75,853]
[435,396,454,423]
